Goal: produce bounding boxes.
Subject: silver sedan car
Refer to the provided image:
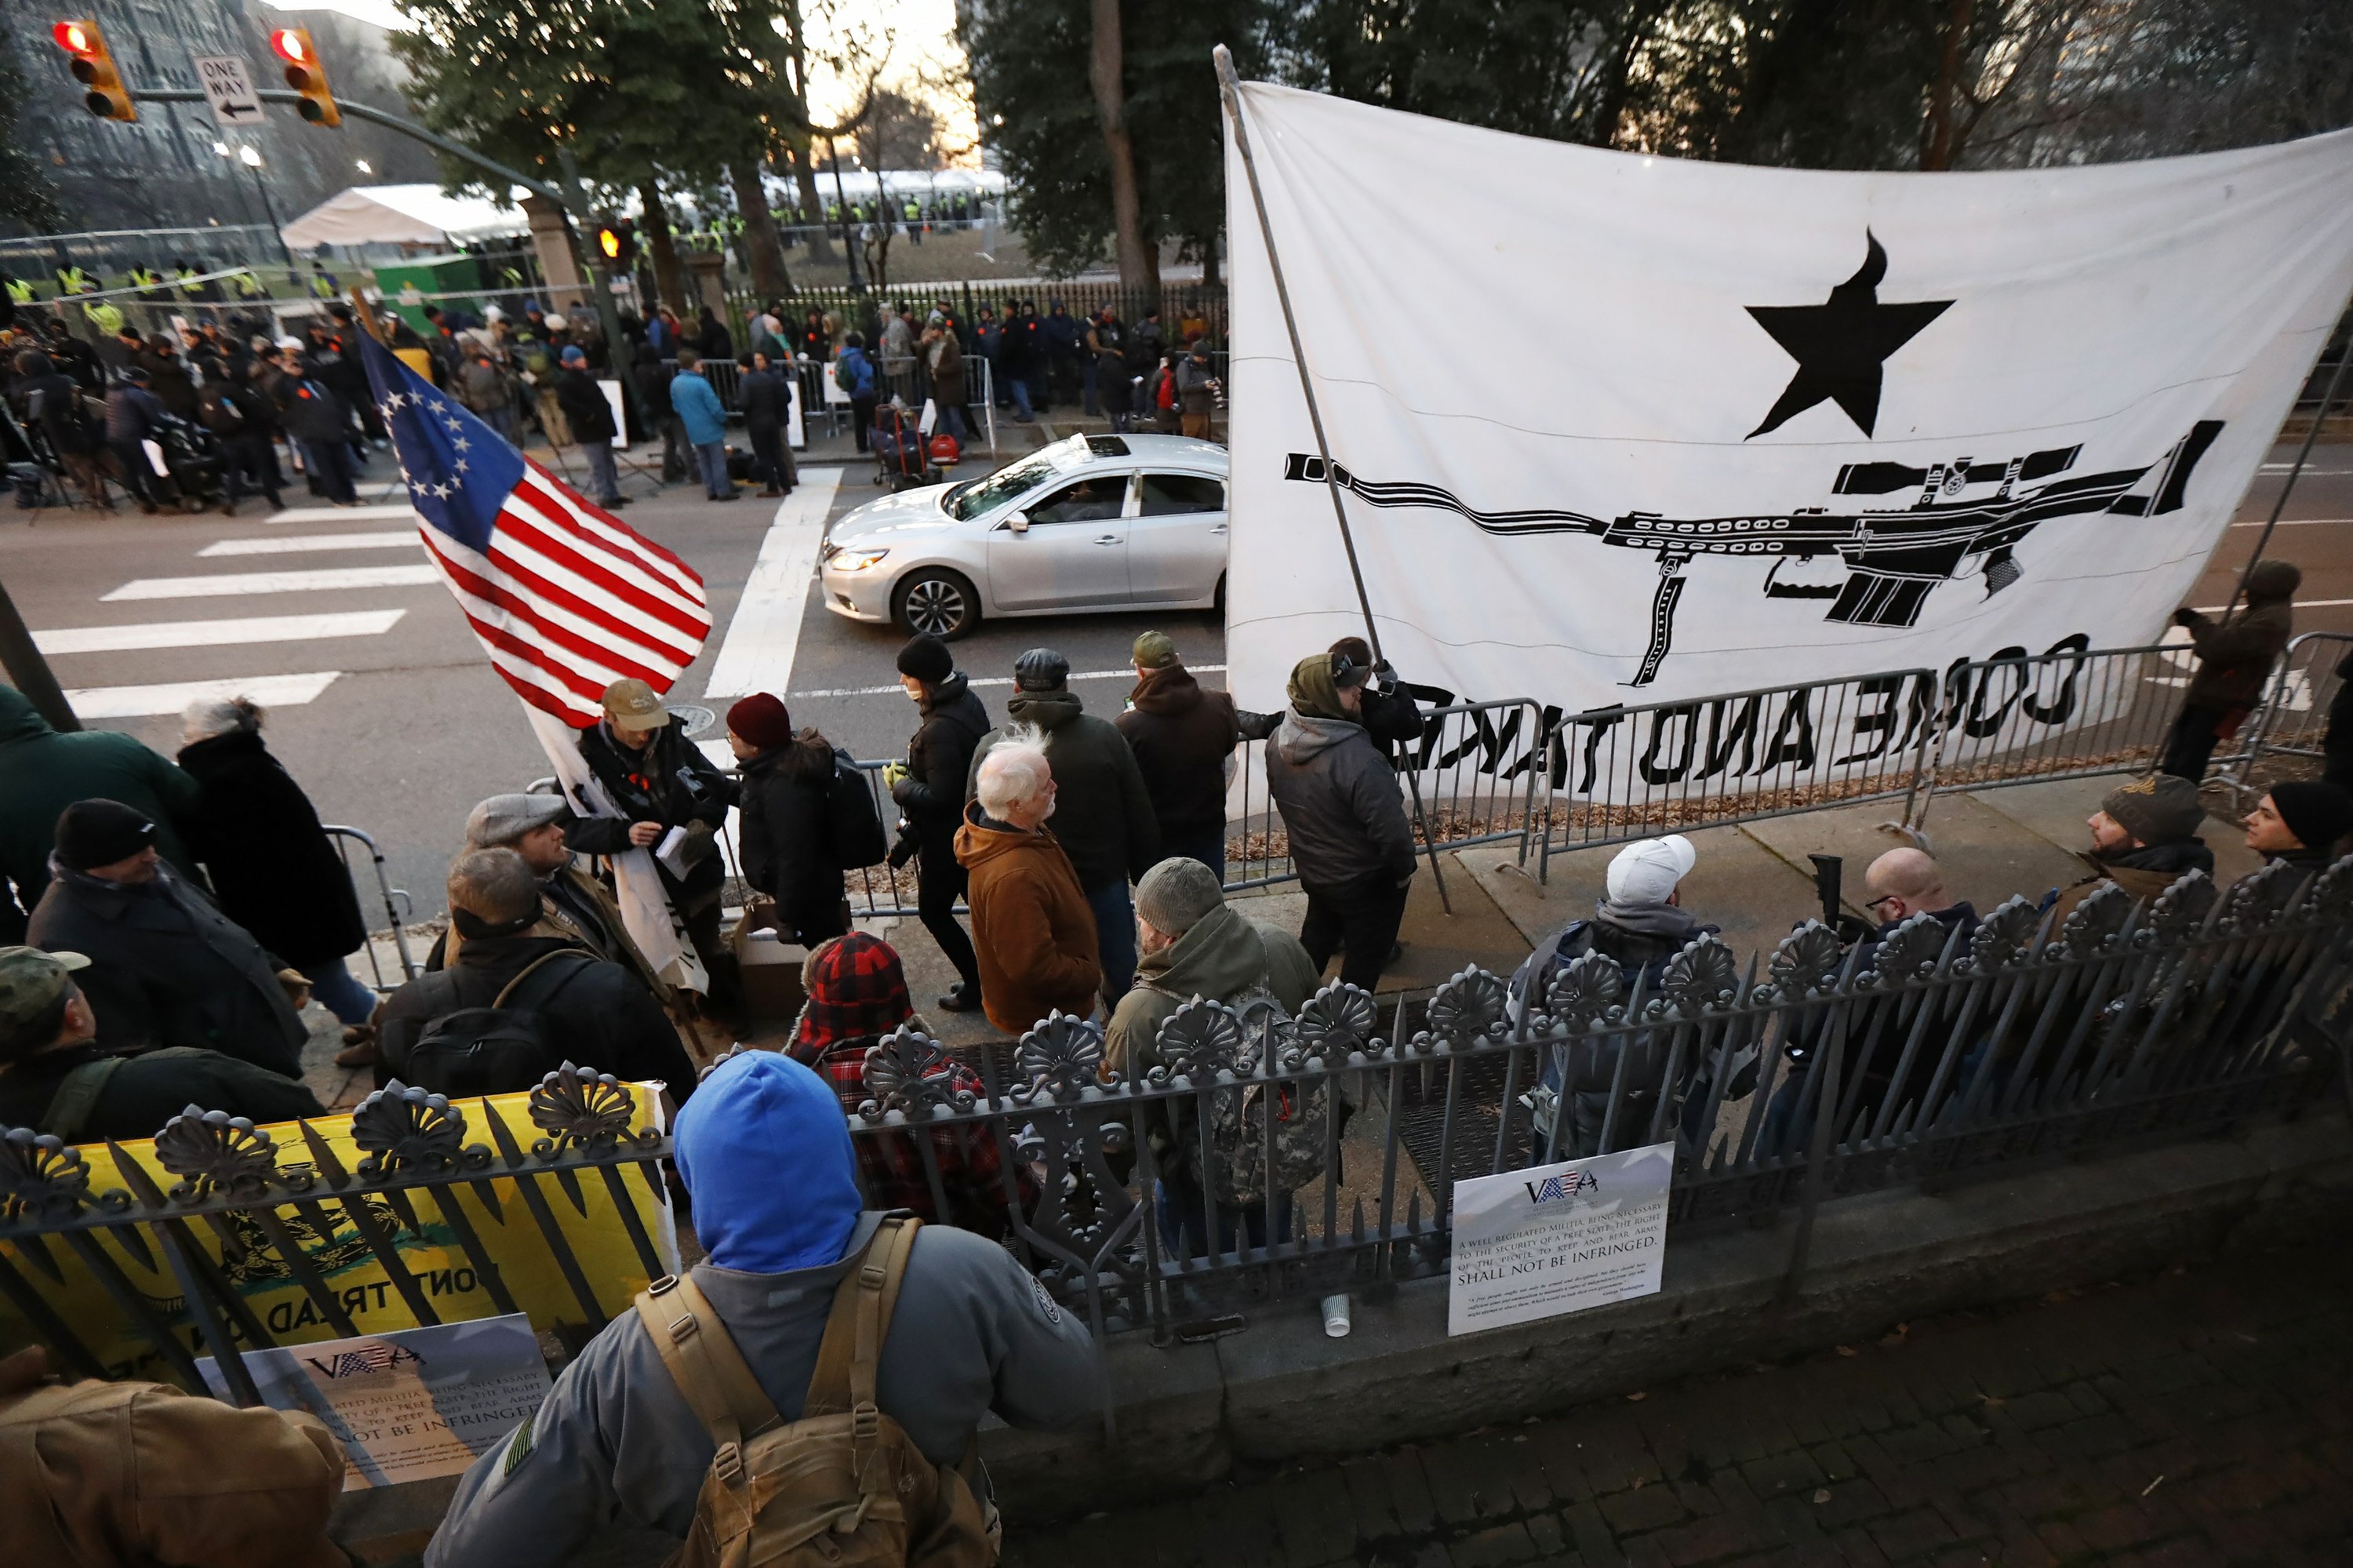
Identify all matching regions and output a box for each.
[817,433,1230,638]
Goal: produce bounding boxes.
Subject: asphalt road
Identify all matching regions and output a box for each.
[3,436,2348,920]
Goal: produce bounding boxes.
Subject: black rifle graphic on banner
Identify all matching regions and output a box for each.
[1283,419,2221,687]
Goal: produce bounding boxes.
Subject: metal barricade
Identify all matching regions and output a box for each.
[1902,641,2184,830]
[2228,630,2353,796]
[321,825,419,990]
[1535,670,1940,872]
[1224,699,1547,893]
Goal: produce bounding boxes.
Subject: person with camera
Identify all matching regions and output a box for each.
[564,679,740,1015]
[886,636,991,1013]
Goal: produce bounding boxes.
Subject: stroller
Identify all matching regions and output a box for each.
[870,402,941,492]
[150,413,227,512]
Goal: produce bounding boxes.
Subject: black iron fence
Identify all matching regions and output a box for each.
[5,855,2345,1388]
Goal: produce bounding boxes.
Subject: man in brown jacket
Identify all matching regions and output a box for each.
[955,735,1102,1034]
[2161,558,2300,781]
[0,1344,348,1566]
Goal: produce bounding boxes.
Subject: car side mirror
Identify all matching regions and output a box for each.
[1007,511,1030,534]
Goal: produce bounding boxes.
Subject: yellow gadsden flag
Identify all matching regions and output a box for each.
[0,1083,677,1392]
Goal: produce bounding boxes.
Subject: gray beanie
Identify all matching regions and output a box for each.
[1135,857,1225,937]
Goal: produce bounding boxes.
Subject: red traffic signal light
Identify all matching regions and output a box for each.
[269,27,341,126]
[52,18,136,122]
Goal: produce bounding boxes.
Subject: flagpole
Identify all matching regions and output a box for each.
[1214,45,1451,914]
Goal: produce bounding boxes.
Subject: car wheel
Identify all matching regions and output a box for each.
[1213,573,1227,616]
[894,569,980,640]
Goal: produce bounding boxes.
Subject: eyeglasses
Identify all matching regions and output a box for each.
[1864,893,1902,915]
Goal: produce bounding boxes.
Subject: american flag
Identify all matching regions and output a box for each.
[358,333,709,725]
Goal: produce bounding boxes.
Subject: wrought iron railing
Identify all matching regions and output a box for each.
[4,858,2346,1393]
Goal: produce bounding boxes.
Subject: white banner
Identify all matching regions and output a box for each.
[1224,83,2353,738]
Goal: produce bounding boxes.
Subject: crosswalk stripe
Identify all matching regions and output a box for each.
[34,609,407,654]
[64,671,343,719]
[200,532,420,557]
[700,470,842,700]
[267,503,422,523]
[103,565,443,601]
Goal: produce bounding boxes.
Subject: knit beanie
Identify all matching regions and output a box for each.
[2100,774,2206,846]
[727,693,794,751]
[53,799,156,871]
[1136,857,1225,937]
[895,635,953,684]
[2268,780,2353,852]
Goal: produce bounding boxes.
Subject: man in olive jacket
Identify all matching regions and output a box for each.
[1115,631,1275,878]
[966,649,1157,1001]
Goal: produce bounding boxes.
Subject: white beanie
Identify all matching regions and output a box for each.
[1605,835,1696,904]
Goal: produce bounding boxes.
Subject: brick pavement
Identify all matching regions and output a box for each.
[1001,1243,2353,1568]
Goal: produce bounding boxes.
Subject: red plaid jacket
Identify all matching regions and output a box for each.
[796,1036,1035,1237]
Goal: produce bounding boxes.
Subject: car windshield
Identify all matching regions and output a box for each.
[942,436,1095,521]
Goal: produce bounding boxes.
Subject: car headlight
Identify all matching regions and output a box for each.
[827,547,890,573]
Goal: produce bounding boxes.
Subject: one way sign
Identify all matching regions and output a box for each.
[193,53,264,128]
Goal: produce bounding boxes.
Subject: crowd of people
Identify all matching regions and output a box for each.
[2,538,2348,1563]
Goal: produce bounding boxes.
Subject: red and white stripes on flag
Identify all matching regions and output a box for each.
[416,457,711,725]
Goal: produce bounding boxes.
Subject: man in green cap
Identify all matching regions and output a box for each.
[1116,631,1275,879]
[1263,651,1417,994]
[0,947,322,1143]
[565,678,740,1017]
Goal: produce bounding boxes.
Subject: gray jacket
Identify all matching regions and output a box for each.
[427,1214,1102,1568]
[1263,711,1417,893]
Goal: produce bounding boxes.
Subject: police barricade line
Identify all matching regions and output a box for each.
[3,857,2342,1366]
[1902,642,2190,831]
[1222,700,1549,894]
[1529,671,1942,875]
[321,824,420,991]
[0,1068,679,1401]
[2227,630,2353,795]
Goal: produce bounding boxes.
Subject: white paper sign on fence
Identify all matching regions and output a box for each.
[1448,1142,1673,1337]
[198,1312,551,1489]
[1224,81,2353,737]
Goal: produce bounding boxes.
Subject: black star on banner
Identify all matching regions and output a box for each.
[1744,232,1952,439]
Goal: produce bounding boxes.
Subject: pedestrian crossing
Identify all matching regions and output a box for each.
[33,499,438,720]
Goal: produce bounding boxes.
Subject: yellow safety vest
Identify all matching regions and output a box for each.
[309,272,336,298]
[56,266,92,295]
[3,278,33,305]
[232,270,265,298]
[83,300,125,334]
[176,267,205,298]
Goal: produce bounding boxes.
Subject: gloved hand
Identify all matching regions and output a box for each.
[882,759,911,789]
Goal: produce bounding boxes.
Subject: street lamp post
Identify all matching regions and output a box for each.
[228,142,296,271]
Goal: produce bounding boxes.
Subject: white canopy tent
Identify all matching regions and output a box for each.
[278,184,529,252]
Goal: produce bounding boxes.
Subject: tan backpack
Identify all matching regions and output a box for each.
[632,1217,999,1568]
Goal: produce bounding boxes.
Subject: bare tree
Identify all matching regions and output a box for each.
[1089,0,1158,297]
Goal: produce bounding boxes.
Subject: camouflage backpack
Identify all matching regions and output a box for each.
[1193,977,1333,1210]
[632,1217,998,1568]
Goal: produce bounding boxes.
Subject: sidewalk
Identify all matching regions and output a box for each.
[1002,1240,2353,1567]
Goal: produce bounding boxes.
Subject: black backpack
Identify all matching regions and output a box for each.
[402,949,595,1097]
[827,748,889,869]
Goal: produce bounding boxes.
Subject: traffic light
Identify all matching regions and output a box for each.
[51,19,136,122]
[268,27,340,126]
[596,220,636,265]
